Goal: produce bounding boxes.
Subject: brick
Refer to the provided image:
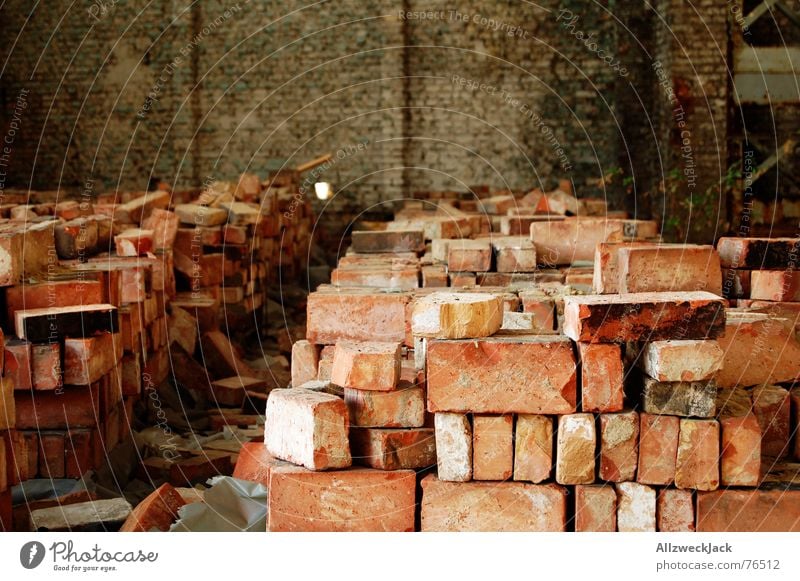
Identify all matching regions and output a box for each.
[307,289,411,345]
[513,414,553,483]
[420,474,566,531]
[421,265,448,287]
[697,490,800,531]
[141,208,179,250]
[639,339,723,382]
[113,190,170,224]
[31,342,61,390]
[54,218,99,260]
[3,339,33,391]
[617,245,722,294]
[120,483,186,532]
[472,414,513,481]
[600,411,639,482]
[593,241,660,294]
[264,388,351,470]
[722,267,750,299]
[427,336,576,414]
[793,389,800,460]
[39,432,65,479]
[448,272,476,286]
[344,384,424,428]
[168,452,232,486]
[446,240,491,272]
[616,482,656,532]
[637,413,679,485]
[15,303,118,343]
[64,430,92,479]
[0,438,6,491]
[331,266,419,290]
[199,331,262,380]
[434,412,472,482]
[63,332,121,385]
[232,443,292,485]
[269,466,416,532]
[168,306,197,355]
[716,311,800,388]
[556,414,596,485]
[331,341,401,391]
[350,427,436,470]
[518,291,556,332]
[579,343,624,413]
[751,384,792,458]
[219,201,259,226]
[530,219,624,265]
[5,280,104,321]
[641,377,716,418]
[0,378,15,431]
[412,292,502,339]
[675,419,720,490]
[717,237,800,269]
[174,204,228,226]
[491,237,536,272]
[750,270,800,301]
[291,340,319,387]
[575,485,617,532]
[350,230,424,254]
[719,414,761,486]
[564,292,725,343]
[114,228,154,256]
[657,489,695,532]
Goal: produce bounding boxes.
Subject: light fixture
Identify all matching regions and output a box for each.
[314,182,332,200]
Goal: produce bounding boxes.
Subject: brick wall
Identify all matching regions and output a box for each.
[0,0,730,224]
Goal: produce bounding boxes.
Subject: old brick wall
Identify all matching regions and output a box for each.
[0,0,730,224]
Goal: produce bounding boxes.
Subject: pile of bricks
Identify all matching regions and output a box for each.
[245,192,800,532]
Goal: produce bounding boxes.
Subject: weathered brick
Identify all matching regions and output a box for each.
[263,388,351,471]
[750,270,800,301]
[491,237,536,273]
[350,230,424,254]
[447,240,491,272]
[513,414,552,483]
[563,292,726,343]
[637,413,679,485]
[331,341,401,391]
[411,292,503,339]
[641,378,716,418]
[556,413,596,485]
[350,427,436,470]
[472,414,513,481]
[657,488,695,532]
[427,336,576,414]
[120,483,186,532]
[434,412,472,482]
[617,245,722,294]
[675,419,720,490]
[531,219,624,265]
[751,384,792,458]
[31,343,61,390]
[717,237,800,269]
[579,343,624,413]
[697,489,800,531]
[616,482,656,532]
[344,384,424,428]
[600,411,639,482]
[575,485,617,532]
[719,414,761,486]
[639,339,723,382]
[307,289,411,345]
[290,340,319,387]
[420,475,566,531]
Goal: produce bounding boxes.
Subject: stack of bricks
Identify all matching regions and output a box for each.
[250,193,800,532]
[1,347,14,531]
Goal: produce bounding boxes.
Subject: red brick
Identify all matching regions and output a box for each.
[411,292,503,339]
[448,272,476,286]
[472,414,513,481]
[331,341,401,391]
[344,384,424,428]
[5,280,104,322]
[141,208,178,250]
[491,237,536,273]
[579,343,624,413]
[434,412,472,481]
[518,291,556,332]
[657,488,695,532]
[264,388,351,470]
[31,343,61,390]
[4,339,32,391]
[600,411,639,482]
[637,413,679,485]
[616,482,656,532]
[39,432,65,479]
[564,292,726,342]
[697,489,800,531]
[751,384,792,458]
[421,265,448,287]
[199,331,262,380]
[427,336,576,414]
[617,245,722,294]
[719,414,761,486]
[15,384,100,430]
[120,483,186,532]
[331,266,419,290]
[64,430,93,479]
[575,485,617,532]
[675,419,720,491]
[350,427,436,470]
[716,311,800,388]
[717,237,800,269]
[593,241,660,293]
[350,230,424,254]
[750,270,800,301]
[114,228,154,256]
[63,332,121,385]
[447,240,491,272]
[232,443,292,485]
[514,414,552,483]
[269,466,416,532]
[556,414,596,485]
[307,289,411,345]
[793,389,800,460]
[530,218,624,265]
[421,474,566,531]
[0,378,15,431]
[640,339,723,382]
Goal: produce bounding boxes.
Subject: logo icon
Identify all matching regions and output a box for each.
[20,541,46,569]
